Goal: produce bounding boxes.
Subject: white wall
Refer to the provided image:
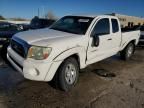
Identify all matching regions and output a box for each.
[0,20,30,24]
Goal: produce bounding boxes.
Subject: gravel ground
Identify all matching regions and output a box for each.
[0,47,144,108]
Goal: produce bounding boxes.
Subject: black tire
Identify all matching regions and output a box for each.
[120,43,135,60]
[1,42,9,61]
[54,57,79,91]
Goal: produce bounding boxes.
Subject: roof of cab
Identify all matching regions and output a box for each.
[66,14,116,18]
[70,14,97,18]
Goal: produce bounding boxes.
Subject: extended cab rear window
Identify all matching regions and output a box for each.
[111,19,119,33]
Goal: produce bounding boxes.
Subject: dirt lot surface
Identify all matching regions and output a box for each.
[0,47,144,108]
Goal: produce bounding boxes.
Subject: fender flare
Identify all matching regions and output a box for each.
[53,46,86,69]
[121,39,136,51]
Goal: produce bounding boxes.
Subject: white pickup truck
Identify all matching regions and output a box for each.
[7,15,140,91]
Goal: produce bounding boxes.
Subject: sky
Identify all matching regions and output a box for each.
[0,0,144,19]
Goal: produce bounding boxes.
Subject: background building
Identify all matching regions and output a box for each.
[111,13,144,28]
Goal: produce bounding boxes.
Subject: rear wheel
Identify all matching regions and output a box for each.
[54,57,79,91]
[120,43,135,60]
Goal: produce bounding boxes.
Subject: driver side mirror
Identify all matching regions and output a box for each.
[93,34,100,47]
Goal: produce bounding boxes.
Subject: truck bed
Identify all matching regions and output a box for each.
[121,30,140,50]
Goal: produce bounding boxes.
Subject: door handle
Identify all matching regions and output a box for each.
[107,38,112,41]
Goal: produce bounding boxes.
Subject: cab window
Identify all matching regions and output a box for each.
[91,18,110,36]
[111,19,119,33]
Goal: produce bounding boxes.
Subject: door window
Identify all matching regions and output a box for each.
[91,18,110,36]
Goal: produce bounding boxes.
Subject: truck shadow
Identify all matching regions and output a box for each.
[92,69,116,78]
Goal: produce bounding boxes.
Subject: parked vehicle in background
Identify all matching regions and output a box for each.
[16,23,30,31]
[30,16,55,29]
[7,15,140,91]
[0,22,24,60]
[0,17,55,60]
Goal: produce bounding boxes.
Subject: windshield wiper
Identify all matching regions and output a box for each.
[50,27,82,34]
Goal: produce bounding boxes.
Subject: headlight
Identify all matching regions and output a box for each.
[27,46,52,60]
[0,38,7,41]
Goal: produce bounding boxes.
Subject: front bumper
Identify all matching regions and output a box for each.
[7,46,62,81]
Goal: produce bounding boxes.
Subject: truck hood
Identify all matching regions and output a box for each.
[14,28,80,46]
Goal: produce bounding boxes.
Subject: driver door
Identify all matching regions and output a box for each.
[86,18,113,65]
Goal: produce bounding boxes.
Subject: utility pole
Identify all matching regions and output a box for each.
[42,6,45,18]
[38,8,39,17]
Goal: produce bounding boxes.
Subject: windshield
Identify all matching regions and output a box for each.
[50,16,94,34]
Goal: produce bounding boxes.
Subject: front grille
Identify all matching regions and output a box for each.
[11,39,26,58]
[9,55,23,70]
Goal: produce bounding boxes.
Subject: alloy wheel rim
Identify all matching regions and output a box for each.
[65,63,77,85]
[127,45,133,57]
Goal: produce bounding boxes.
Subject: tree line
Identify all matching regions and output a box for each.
[0,11,57,21]
[0,15,5,20]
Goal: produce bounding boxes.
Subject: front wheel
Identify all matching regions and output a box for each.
[1,42,9,61]
[54,57,79,91]
[120,43,135,60]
